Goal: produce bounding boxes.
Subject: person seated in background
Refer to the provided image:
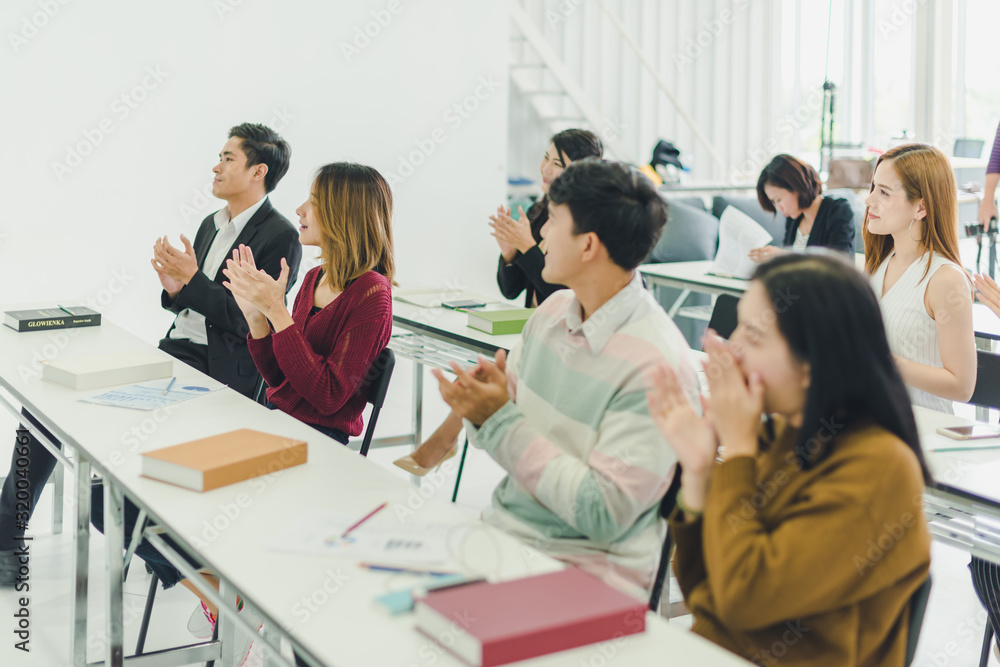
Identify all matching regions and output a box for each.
[427,159,697,599]
[863,143,976,413]
[394,130,604,475]
[748,154,855,262]
[494,128,603,307]
[652,252,931,666]
[93,162,395,663]
[0,123,301,587]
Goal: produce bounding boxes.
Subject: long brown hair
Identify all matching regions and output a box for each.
[312,162,396,291]
[862,143,960,281]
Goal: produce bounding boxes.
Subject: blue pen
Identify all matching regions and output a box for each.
[163,377,176,395]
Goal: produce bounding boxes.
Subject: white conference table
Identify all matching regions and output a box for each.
[381,299,523,494]
[639,259,1000,344]
[915,406,1000,566]
[0,317,750,667]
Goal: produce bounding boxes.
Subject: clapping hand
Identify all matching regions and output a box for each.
[490,205,535,260]
[646,360,717,477]
[151,235,198,297]
[974,273,1000,320]
[433,350,510,426]
[222,245,289,327]
[701,332,764,459]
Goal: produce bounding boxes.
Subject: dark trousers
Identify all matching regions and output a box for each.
[971,557,1000,640]
[0,410,60,552]
[157,337,210,375]
[90,482,202,589]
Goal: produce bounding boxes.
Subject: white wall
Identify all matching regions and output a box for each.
[508,0,781,184]
[0,0,509,344]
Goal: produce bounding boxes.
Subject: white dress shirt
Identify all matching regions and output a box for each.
[168,196,268,345]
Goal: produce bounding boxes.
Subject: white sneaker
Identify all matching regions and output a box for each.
[235,598,264,667]
[187,601,216,639]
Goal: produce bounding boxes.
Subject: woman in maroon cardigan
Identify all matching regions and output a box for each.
[223,162,395,443]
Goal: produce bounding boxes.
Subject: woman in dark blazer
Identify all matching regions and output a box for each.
[748,154,855,262]
[492,129,603,306]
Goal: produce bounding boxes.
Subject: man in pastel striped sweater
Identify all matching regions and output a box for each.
[435,159,698,599]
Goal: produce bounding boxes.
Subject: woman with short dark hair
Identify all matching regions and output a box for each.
[748,154,856,262]
[649,252,931,666]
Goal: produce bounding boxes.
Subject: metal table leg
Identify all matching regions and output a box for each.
[977,337,993,422]
[104,479,125,667]
[71,455,91,667]
[410,361,424,488]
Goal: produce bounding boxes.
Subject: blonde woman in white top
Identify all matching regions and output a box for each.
[863,143,976,413]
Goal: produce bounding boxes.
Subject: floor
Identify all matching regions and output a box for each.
[0,364,995,666]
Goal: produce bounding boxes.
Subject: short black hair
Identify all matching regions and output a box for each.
[547,159,668,271]
[228,123,291,193]
[756,154,822,213]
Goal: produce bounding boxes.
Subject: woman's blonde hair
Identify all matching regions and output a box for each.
[862,143,960,281]
[312,162,396,291]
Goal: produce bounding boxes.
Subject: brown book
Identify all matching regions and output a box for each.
[141,429,308,491]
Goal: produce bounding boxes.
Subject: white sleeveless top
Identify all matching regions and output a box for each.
[870,252,959,413]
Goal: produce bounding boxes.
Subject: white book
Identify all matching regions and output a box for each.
[711,205,775,280]
[42,352,173,390]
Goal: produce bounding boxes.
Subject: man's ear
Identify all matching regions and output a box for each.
[251,163,269,184]
[580,231,602,262]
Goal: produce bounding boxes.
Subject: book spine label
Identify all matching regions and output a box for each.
[15,316,102,332]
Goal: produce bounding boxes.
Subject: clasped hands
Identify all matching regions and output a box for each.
[646,331,764,509]
[433,350,510,427]
[151,235,198,297]
[221,244,291,332]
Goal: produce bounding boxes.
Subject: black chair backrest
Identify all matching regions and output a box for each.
[359,348,395,457]
[707,294,740,340]
[970,350,1000,410]
[905,576,932,666]
[649,463,683,611]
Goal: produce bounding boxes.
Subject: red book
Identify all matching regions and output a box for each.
[413,568,647,666]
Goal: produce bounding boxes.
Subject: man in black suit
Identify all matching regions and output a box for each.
[0,123,301,585]
[152,123,301,397]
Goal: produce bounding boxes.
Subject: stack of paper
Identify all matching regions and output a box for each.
[711,206,775,279]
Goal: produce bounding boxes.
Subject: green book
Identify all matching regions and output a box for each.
[465,308,535,335]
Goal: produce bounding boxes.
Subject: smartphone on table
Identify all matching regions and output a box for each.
[936,424,1000,440]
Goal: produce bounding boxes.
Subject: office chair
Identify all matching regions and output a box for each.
[358,348,395,457]
[649,463,684,613]
[707,294,740,341]
[905,576,932,666]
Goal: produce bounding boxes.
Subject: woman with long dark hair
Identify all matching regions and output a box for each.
[648,252,931,666]
[492,129,603,307]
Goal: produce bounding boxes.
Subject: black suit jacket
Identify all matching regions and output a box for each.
[160,198,302,397]
[782,196,856,255]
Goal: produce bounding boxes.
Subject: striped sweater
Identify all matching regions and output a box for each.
[466,273,697,599]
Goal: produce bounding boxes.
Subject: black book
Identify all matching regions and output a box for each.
[3,307,102,332]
